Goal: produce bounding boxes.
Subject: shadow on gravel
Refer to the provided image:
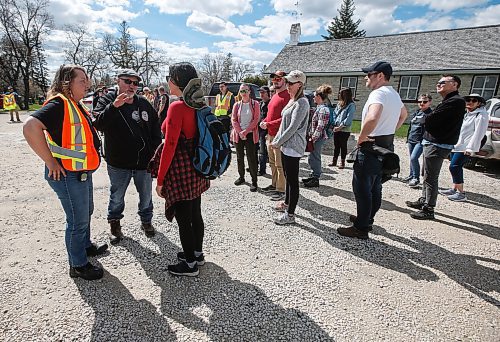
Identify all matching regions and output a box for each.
[462,191,500,212]
[433,213,500,241]
[371,228,500,307]
[295,214,439,282]
[74,269,177,341]
[123,233,334,341]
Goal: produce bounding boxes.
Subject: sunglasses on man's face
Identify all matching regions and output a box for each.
[120,78,140,86]
[466,98,479,103]
[436,80,454,86]
[418,100,429,104]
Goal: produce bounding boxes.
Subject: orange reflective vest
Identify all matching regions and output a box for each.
[3,94,16,110]
[214,91,233,116]
[44,94,100,171]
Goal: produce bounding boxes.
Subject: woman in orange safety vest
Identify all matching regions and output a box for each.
[23,65,107,281]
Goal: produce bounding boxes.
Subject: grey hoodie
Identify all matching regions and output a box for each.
[272,97,310,155]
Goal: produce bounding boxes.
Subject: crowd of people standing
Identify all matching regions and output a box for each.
[22,59,489,279]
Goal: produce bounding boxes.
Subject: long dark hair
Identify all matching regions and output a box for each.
[338,87,353,108]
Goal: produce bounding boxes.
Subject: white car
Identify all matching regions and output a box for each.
[466,97,500,167]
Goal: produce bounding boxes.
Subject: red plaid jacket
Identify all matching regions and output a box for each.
[161,137,210,221]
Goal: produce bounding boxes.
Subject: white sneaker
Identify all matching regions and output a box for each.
[274,212,295,225]
[439,188,456,196]
[408,179,420,188]
[448,192,467,202]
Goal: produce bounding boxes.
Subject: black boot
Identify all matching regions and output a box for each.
[410,205,435,220]
[69,262,104,280]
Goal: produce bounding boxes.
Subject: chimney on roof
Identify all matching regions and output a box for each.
[290,23,301,45]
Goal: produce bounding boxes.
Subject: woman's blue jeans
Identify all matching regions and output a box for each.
[45,168,93,267]
[408,142,423,180]
[449,152,468,184]
[308,138,326,178]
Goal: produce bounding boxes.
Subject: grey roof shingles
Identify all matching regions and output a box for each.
[265,25,500,74]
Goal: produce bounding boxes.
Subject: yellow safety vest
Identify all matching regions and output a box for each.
[214,91,233,116]
[3,94,16,110]
[44,94,100,171]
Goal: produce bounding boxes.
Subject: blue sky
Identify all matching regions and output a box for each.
[45,0,500,80]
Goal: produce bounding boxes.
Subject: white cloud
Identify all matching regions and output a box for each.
[214,40,277,64]
[186,11,248,40]
[254,14,322,43]
[414,0,488,12]
[456,4,500,27]
[128,27,148,38]
[144,0,252,19]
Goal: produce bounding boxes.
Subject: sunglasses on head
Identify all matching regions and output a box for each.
[466,98,479,103]
[120,78,139,86]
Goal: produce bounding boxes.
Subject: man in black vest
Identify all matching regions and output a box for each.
[93,69,162,243]
[406,75,465,220]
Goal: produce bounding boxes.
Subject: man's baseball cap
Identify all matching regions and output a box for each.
[362,61,393,78]
[117,69,142,81]
[284,70,306,84]
[270,70,287,79]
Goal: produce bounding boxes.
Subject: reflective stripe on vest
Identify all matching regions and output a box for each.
[214,91,233,116]
[44,94,99,171]
[3,94,16,110]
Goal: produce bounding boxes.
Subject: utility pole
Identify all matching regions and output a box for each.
[145,37,149,86]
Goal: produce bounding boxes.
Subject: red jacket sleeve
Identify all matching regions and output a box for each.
[157,103,182,185]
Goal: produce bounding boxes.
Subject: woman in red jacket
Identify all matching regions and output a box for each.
[155,62,210,277]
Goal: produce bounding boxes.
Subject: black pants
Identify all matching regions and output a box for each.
[333,131,350,160]
[235,133,258,184]
[281,153,300,215]
[258,129,268,173]
[173,196,204,263]
[352,150,383,231]
[421,144,451,208]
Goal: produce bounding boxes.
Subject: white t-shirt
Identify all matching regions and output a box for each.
[361,86,403,136]
[239,102,252,130]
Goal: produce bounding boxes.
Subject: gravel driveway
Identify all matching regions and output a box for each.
[0,113,499,341]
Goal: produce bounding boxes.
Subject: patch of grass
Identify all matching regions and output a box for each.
[350,120,408,138]
[28,104,42,111]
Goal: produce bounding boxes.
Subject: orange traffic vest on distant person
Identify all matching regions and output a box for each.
[214,91,233,116]
[44,93,100,171]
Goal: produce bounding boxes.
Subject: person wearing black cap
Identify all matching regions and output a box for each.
[338,61,407,239]
[406,75,465,219]
[93,69,162,244]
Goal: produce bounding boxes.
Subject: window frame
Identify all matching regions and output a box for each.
[470,75,499,100]
[398,75,421,101]
[340,76,358,99]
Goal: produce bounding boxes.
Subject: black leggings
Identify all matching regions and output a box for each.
[333,131,350,160]
[281,153,300,215]
[173,196,204,263]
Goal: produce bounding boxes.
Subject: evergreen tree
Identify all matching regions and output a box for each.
[322,0,366,40]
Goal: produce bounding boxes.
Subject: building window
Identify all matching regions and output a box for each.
[398,76,420,100]
[340,77,357,97]
[471,75,498,100]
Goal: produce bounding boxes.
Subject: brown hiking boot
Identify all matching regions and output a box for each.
[328,158,338,167]
[338,159,346,169]
[109,219,124,245]
[337,225,369,239]
[141,222,155,237]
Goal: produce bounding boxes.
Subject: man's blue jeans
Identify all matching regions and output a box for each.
[352,150,383,230]
[45,168,93,267]
[107,165,153,224]
[408,142,423,180]
[307,138,326,178]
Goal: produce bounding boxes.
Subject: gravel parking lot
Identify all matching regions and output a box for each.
[0,112,499,341]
